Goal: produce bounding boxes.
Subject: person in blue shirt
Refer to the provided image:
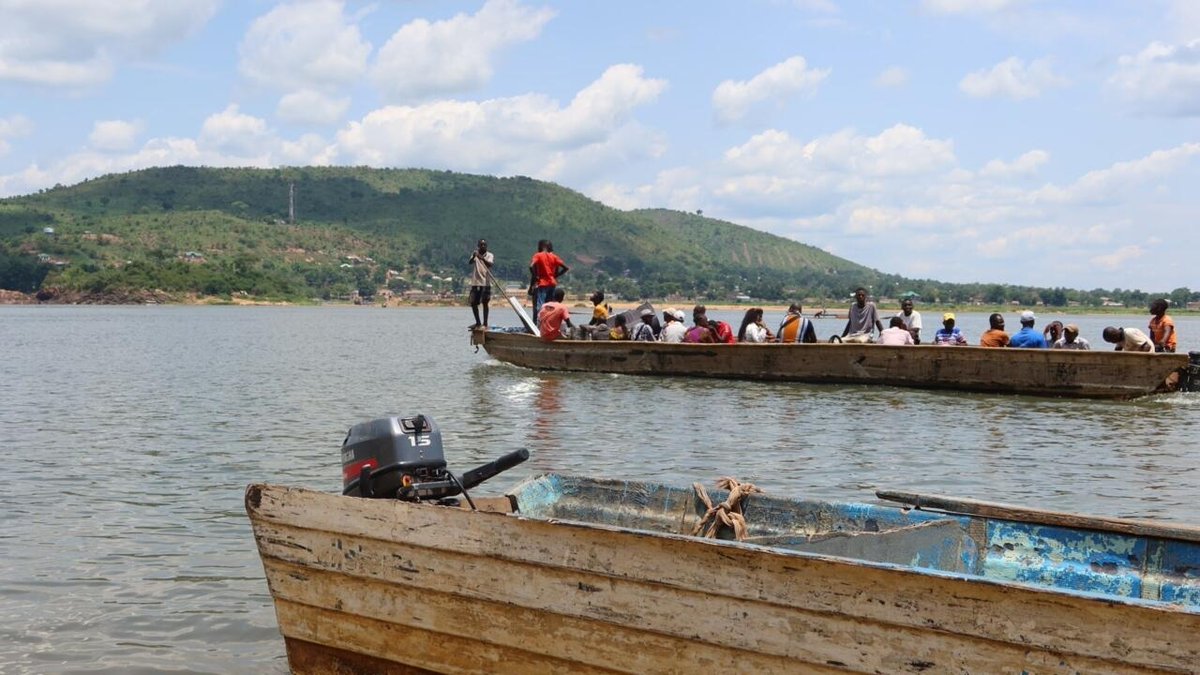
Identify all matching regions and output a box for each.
[1009,310,1048,348]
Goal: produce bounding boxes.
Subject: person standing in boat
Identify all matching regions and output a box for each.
[979,313,1010,348]
[529,240,569,319]
[466,239,494,329]
[1148,299,1177,353]
[895,298,922,344]
[1052,324,1090,350]
[536,287,574,341]
[934,312,968,346]
[841,287,884,342]
[1009,310,1048,348]
[777,303,817,343]
[1102,326,1153,352]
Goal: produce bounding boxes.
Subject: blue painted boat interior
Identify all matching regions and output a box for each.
[508,473,1200,611]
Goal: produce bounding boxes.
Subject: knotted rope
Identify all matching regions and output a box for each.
[692,477,764,541]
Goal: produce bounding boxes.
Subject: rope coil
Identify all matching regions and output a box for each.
[692,477,764,541]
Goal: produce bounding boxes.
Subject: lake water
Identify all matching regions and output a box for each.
[2,305,1199,673]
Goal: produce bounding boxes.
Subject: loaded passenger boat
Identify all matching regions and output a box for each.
[247,414,1200,673]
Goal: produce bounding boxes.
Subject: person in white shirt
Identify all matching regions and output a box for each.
[659,308,686,343]
[737,307,774,342]
[895,298,923,344]
[1052,324,1091,350]
[878,316,915,345]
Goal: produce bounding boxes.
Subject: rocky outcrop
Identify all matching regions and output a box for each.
[0,289,34,304]
[26,286,176,305]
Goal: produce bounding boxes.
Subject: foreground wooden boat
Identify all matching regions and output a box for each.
[247,473,1200,673]
[473,330,1196,399]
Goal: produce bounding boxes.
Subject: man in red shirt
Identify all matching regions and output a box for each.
[537,288,574,341]
[529,239,569,318]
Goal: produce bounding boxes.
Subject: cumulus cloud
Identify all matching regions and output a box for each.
[979,149,1049,177]
[1034,143,1200,204]
[372,0,556,101]
[1091,245,1145,270]
[338,64,666,178]
[874,66,910,88]
[277,90,352,126]
[0,0,218,87]
[200,105,273,157]
[712,56,830,123]
[239,0,371,92]
[921,0,1028,14]
[0,114,33,155]
[88,120,143,152]
[960,57,1068,100]
[1107,40,1200,116]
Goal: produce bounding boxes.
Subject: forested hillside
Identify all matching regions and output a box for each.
[0,165,1193,308]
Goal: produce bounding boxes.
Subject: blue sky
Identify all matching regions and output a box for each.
[1,0,1198,291]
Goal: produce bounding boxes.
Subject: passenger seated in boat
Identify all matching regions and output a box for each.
[1102,326,1153,352]
[1009,311,1048,348]
[737,308,774,342]
[609,314,629,340]
[979,313,1010,348]
[630,308,656,341]
[934,313,967,346]
[841,287,884,343]
[1043,320,1064,345]
[683,314,717,343]
[878,316,914,345]
[1052,324,1090,350]
[694,305,734,344]
[536,288,574,342]
[777,303,817,343]
[660,308,686,343]
[589,291,610,326]
[1149,299,1177,353]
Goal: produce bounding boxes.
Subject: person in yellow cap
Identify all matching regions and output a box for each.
[979,312,1010,347]
[933,312,967,345]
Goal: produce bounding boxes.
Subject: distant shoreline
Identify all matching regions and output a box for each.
[0,288,1189,316]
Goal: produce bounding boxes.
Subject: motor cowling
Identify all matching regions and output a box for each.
[341,415,448,499]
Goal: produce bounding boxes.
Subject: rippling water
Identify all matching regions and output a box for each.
[2,305,1199,673]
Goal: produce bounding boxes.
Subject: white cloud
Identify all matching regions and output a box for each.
[1034,143,1200,204]
[277,90,351,126]
[372,0,556,101]
[874,66,910,88]
[1091,245,1145,270]
[980,149,1049,178]
[1107,40,1200,116]
[0,114,33,156]
[793,0,839,12]
[338,64,666,177]
[960,57,1068,100]
[200,105,272,156]
[712,56,830,123]
[239,0,371,93]
[0,0,218,87]
[921,0,1029,14]
[89,120,143,152]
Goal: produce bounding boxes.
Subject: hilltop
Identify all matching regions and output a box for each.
[0,166,891,303]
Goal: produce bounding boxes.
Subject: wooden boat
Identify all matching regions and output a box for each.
[472,330,1196,399]
[247,473,1200,673]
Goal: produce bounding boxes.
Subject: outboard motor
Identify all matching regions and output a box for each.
[340,414,528,506]
[1182,352,1200,393]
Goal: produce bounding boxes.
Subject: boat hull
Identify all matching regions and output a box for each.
[476,331,1187,399]
[246,478,1200,674]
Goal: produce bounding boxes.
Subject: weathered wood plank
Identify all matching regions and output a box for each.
[877,490,1200,544]
[247,485,1200,672]
[276,600,618,675]
[480,332,1188,399]
[284,637,437,675]
[265,559,842,674]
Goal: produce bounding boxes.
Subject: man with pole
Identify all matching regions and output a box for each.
[467,239,494,329]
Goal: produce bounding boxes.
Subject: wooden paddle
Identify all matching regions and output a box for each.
[484,267,539,337]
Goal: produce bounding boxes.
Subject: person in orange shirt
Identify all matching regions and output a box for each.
[528,239,569,318]
[536,288,574,341]
[1148,298,1177,353]
[979,313,1010,348]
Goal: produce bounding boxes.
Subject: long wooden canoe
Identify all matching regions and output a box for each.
[473,330,1194,399]
[247,473,1200,673]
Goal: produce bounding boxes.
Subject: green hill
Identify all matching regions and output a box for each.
[0,165,887,302]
